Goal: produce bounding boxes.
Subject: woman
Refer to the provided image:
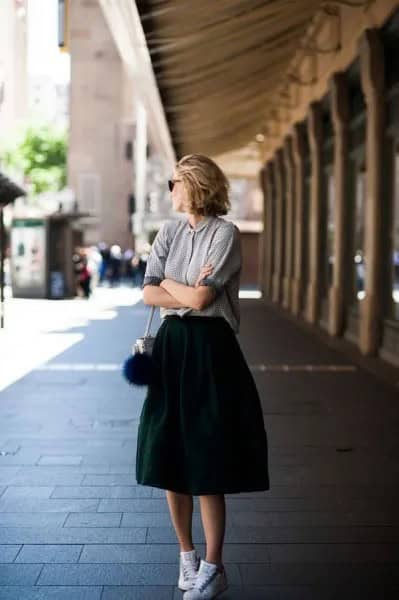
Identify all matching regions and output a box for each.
[137,154,270,599]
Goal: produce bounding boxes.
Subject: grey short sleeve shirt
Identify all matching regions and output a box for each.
[142,215,241,333]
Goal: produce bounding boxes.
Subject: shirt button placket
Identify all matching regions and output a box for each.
[185,230,195,284]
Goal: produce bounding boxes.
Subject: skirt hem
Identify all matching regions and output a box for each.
[136,478,270,496]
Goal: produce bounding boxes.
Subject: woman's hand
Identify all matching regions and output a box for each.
[194,264,213,288]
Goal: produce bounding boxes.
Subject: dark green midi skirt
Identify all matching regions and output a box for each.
[135,315,270,495]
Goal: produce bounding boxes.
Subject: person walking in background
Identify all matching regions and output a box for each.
[78,254,91,298]
[109,244,122,286]
[98,242,110,285]
[137,153,270,599]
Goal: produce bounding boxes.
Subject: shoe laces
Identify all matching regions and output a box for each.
[195,565,220,593]
[181,553,199,579]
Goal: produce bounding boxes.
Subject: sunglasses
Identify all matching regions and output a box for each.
[168,179,182,192]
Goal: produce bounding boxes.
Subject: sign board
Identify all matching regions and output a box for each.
[11,219,47,296]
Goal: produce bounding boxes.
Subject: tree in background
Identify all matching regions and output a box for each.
[0,124,67,195]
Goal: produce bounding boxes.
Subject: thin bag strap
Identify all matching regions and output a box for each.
[143,305,155,338]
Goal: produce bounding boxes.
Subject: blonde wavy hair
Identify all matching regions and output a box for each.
[175,153,231,216]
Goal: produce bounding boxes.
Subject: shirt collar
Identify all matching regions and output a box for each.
[185,215,213,233]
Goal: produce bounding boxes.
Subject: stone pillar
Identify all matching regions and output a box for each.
[359,29,385,355]
[258,166,266,296]
[328,72,350,336]
[263,163,274,298]
[272,150,285,304]
[306,102,323,323]
[291,123,306,316]
[283,136,295,310]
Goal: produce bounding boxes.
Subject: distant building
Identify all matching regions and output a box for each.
[0,0,28,135]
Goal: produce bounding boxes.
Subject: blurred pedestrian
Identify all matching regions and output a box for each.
[98,242,110,285]
[78,255,91,298]
[109,244,122,286]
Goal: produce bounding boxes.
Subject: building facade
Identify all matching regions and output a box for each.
[0,0,28,137]
[259,0,399,366]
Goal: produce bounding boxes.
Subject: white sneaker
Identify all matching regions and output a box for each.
[183,559,228,599]
[178,548,201,591]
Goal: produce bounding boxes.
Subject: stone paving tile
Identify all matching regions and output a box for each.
[82,474,140,486]
[0,468,22,486]
[79,543,183,563]
[0,513,67,527]
[0,498,100,513]
[121,512,203,527]
[5,472,84,486]
[38,456,83,466]
[15,544,82,563]
[238,562,399,585]
[103,586,174,599]
[1,486,54,499]
[64,512,122,528]
[231,509,399,527]
[36,563,242,586]
[98,498,180,513]
[0,546,21,563]
[267,543,399,563]
[0,587,103,599]
[0,449,42,465]
[0,527,146,544]
[0,564,43,585]
[51,485,152,499]
[7,439,125,448]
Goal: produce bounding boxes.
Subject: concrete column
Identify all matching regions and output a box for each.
[283,136,295,310]
[272,150,285,304]
[258,166,266,296]
[359,29,385,355]
[263,163,274,298]
[291,123,306,316]
[306,102,323,323]
[328,72,350,336]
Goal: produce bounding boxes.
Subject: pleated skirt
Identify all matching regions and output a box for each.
[135,315,270,495]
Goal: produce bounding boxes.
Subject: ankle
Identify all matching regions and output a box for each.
[180,544,195,553]
[205,558,224,571]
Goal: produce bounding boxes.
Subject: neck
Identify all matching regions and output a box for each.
[187,213,206,228]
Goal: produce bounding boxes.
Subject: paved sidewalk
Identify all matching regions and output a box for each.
[0,292,399,599]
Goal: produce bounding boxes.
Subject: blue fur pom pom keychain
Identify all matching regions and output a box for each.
[123,352,154,386]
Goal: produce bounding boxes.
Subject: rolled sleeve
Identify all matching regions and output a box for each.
[199,223,241,296]
[141,222,170,289]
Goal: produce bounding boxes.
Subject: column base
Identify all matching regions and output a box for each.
[272,274,282,304]
[359,293,380,355]
[282,277,291,309]
[328,285,344,337]
[305,281,318,324]
[291,279,301,316]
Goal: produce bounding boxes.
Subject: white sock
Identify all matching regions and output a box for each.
[181,549,196,557]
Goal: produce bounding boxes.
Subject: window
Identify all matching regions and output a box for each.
[78,173,101,214]
[353,164,366,303]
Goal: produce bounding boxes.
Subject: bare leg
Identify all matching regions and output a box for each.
[198,494,226,568]
[166,490,194,552]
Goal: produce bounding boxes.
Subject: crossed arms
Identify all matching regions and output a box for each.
[142,280,216,311]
